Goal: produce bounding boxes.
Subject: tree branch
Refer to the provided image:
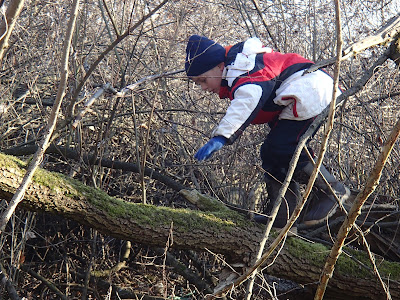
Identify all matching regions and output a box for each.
[2,143,186,192]
[0,263,20,300]
[20,265,68,300]
[68,0,170,115]
[0,0,80,233]
[305,13,400,73]
[0,0,25,61]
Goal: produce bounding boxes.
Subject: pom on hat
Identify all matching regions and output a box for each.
[185,35,225,77]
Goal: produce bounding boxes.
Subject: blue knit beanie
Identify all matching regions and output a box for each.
[185,35,225,77]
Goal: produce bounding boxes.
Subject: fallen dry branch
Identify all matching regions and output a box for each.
[69,0,171,112]
[20,265,68,300]
[305,13,400,73]
[0,263,20,300]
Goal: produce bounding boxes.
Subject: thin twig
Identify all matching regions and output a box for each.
[0,0,25,60]
[0,0,80,232]
[139,19,181,204]
[0,263,20,300]
[82,229,97,300]
[68,0,170,116]
[20,264,68,300]
[313,3,344,298]
[358,228,392,299]
[72,83,110,129]
[303,0,342,295]
[304,13,400,74]
[0,4,8,42]
[91,241,130,278]
[101,0,120,37]
[250,0,280,51]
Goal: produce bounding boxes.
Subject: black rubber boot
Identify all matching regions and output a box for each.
[299,162,350,226]
[253,179,300,228]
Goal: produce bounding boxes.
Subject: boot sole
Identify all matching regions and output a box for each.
[302,186,351,227]
[302,203,338,226]
[273,226,298,236]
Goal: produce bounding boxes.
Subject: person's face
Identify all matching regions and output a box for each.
[191,63,224,94]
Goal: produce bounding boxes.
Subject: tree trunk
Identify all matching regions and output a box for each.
[0,152,400,299]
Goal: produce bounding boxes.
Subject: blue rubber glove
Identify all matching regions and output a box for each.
[194,136,227,161]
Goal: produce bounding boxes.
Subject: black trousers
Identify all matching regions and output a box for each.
[260,117,316,182]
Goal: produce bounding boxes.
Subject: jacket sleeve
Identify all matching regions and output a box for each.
[212,84,264,144]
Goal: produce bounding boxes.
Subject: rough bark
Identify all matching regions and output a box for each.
[268,240,398,300]
[1,152,400,299]
[0,152,261,262]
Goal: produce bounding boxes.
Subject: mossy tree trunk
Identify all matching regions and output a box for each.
[0,152,400,299]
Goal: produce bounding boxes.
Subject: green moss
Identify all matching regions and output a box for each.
[0,153,258,235]
[286,237,373,278]
[126,203,239,231]
[379,260,400,280]
[335,249,374,279]
[33,169,70,191]
[181,189,249,228]
[68,178,246,231]
[196,192,228,212]
[0,152,69,192]
[286,237,330,267]
[1,153,244,232]
[0,152,27,169]
[342,247,400,280]
[286,237,400,280]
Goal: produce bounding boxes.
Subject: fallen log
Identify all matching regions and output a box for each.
[1,152,399,299]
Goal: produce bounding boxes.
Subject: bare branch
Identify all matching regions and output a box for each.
[0,0,80,232]
[68,0,170,116]
[305,13,400,74]
[20,265,68,300]
[0,0,25,61]
[250,0,280,52]
[101,0,121,37]
[71,83,110,129]
[0,264,20,300]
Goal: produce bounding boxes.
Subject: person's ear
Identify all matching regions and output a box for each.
[217,62,225,72]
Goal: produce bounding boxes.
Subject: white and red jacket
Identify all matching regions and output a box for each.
[213,37,338,144]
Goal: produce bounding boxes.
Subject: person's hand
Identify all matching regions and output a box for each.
[194,136,227,161]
